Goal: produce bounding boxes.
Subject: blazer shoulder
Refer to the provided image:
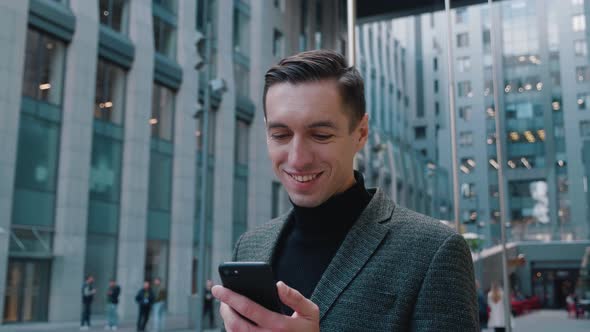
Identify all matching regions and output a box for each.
[389,205,456,238]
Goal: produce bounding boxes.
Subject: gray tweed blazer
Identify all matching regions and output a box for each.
[233,188,479,331]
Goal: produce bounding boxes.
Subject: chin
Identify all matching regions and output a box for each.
[289,193,326,208]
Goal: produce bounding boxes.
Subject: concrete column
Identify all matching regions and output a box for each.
[167,0,198,319]
[0,1,28,324]
[248,1,274,229]
[210,0,237,283]
[48,0,98,322]
[116,0,154,320]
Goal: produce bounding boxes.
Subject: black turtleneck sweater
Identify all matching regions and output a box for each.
[272,172,372,315]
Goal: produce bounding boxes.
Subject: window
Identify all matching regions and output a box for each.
[315,1,322,49]
[234,62,250,97]
[271,181,282,218]
[573,14,586,32]
[455,8,468,24]
[433,57,438,71]
[234,120,249,166]
[434,79,439,93]
[581,120,590,137]
[144,240,169,281]
[462,210,478,224]
[12,114,60,227]
[153,0,177,13]
[577,66,590,82]
[22,28,66,106]
[457,56,471,72]
[575,39,587,56]
[153,15,177,59]
[456,32,469,48]
[151,83,175,141]
[99,0,128,33]
[460,157,476,174]
[233,7,250,55]
[94,59,126,125]
[148,151,173,211]
[414,126,426,140]
[435,102,440,115]
[461,183,476,198]
[89,134,122,204]
[578,93,590,110]
[482,29,491,52]
[458,81,473,97]
[273,29,284,57]
[299,0,308,51]
[459,131,473,147]
[459,106,471,121]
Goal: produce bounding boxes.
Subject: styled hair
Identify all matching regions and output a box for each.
[263,50,366,131]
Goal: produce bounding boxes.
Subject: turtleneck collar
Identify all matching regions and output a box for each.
[291,171,371,235]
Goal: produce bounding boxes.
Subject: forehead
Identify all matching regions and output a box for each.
[265,81,350,125]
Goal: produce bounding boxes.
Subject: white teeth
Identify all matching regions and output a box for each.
[290,173,319,183]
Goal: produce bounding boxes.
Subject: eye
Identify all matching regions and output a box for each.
[270,133,291,140]
[313,134,334,141]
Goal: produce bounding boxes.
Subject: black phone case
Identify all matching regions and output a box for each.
[218,262,284,314]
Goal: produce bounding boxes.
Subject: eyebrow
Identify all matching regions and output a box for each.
[266,120,339,130]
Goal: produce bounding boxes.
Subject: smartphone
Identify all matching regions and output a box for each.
[218,262,284,314]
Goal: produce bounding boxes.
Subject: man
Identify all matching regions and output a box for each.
[203,279,215,327]
[80,275,96,330]
[106,278,121,331]
[152,277,167,331]
[135,280,155,332]
[212,50,478,331]
[476,280,488,331]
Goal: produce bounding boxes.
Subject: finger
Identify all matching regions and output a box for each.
[219,302,260,332]
[213,285,284,327]
[276,281,319,319]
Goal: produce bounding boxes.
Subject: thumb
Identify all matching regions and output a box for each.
[276,281,319,319]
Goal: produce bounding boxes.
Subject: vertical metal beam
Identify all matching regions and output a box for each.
[488,0,512,330]
[347,0,356,66]
[444,0,461,232]
[195,0,211,330]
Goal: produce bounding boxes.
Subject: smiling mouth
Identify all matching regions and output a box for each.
[285,171,322,183]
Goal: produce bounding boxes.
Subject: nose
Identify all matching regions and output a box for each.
[288,136,314,171]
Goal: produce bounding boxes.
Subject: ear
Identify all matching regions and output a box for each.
[354,113,369,153]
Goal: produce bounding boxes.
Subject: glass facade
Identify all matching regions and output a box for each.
[153,1,177,59]
[232,119,250,246]
[99,0,128,33]
[151,83,175,141]
[94,59,126,125]
[21,28,66,106]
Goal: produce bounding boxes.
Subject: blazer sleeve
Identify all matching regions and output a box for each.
[411,233,479,331]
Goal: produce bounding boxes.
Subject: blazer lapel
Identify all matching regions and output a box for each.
[247,209,294,263]
[310,189,395,320]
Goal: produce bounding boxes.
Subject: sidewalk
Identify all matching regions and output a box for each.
[484,309,590,332]
[0,316,221,332]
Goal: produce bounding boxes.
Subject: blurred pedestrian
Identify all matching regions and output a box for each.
[106,278,121,330]
[203,279,215,328]
[488,281,506,332]
[135,280,155,332]
[80,275,96,330]
[152,277,167,331]
[476,280,488,331]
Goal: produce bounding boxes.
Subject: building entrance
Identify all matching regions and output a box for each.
[3,259,50,323]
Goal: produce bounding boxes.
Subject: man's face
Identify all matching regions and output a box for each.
[265,80,368,207]
[154,278,161,286]
[143,282,150,289]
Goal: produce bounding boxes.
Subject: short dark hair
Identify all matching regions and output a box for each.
[263,50,366,131]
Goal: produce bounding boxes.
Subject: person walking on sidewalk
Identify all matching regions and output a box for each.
[105,278,121,330]
[80,275,96,330]
[135,280,155,332]
[152,277,167,331]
